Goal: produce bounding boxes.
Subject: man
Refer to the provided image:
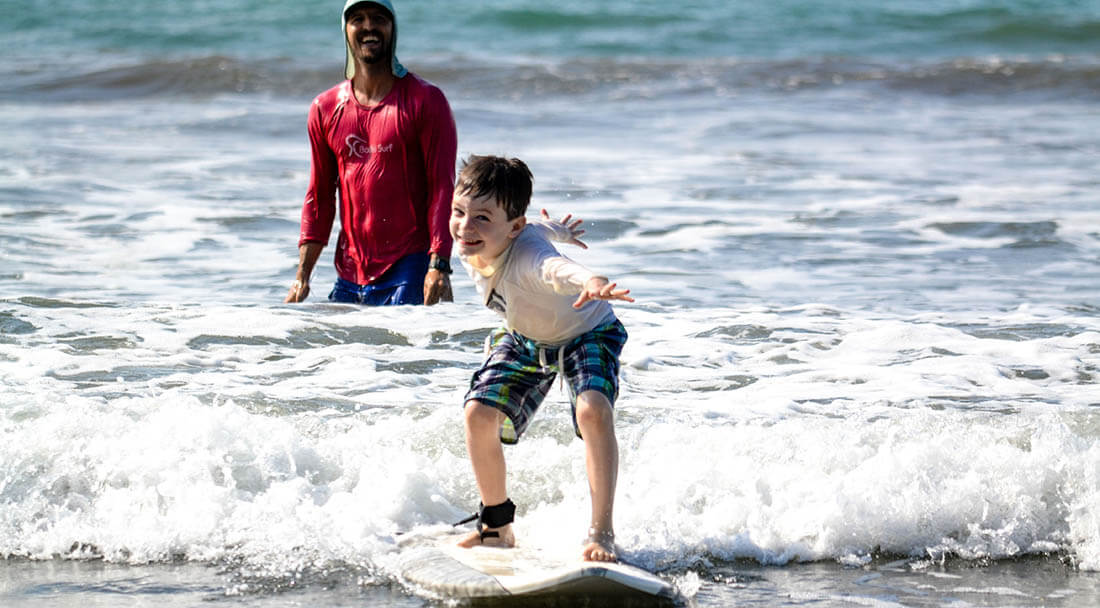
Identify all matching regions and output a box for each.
[286,0,457,306]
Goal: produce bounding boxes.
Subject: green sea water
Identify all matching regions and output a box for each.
[5,0,1100,65]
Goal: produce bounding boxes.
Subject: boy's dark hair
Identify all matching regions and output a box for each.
[455,155,533,220]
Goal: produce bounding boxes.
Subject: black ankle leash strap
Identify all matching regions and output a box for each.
[453,512,478,527]
[479,499,516,529]
[452,499,516,539]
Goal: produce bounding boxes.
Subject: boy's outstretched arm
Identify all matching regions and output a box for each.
[536,209,632,307]
[574,276,635,309]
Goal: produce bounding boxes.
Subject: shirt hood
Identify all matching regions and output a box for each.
[342,0,408,80]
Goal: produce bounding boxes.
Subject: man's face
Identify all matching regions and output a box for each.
[345,3,393,68]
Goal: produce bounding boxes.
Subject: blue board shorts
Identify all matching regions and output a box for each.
[328,252,429,306]
[465,319,627,444]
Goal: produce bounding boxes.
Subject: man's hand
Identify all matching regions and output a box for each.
[424,270,453,305]
[285,243,323,304]
[285,279,310,303]
[573,276,635,309]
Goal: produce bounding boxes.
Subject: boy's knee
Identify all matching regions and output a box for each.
[465,400,502,430]
[575,392,613,429]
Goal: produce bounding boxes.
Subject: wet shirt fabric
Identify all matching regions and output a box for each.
[298,75,457,285]
[459,221,617,346]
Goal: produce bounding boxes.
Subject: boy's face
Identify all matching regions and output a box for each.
[450,192,526,265]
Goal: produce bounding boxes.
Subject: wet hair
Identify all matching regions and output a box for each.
[455,155,533,220]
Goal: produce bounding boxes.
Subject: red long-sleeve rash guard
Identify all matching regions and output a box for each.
[298,75,457,285]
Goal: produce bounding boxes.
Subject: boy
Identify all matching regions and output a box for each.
[450,155,634,562]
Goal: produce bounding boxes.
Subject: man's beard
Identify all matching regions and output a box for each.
[355,32,391,66]
[360,48,391,65]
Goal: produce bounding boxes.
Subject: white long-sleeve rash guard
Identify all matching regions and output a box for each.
[459,220,616,345]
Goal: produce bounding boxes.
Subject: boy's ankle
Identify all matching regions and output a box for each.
[586,527,615,543]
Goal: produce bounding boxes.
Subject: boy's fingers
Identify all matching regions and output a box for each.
[604,285,633,303]
[574,285,635,308]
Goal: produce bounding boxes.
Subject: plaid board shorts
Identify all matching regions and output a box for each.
[465,319,628,444]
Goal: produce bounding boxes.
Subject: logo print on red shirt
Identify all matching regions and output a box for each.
[346,135,393,158]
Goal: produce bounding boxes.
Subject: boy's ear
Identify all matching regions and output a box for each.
[508,215,527,238]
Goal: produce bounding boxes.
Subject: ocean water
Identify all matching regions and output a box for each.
[2,0,1100,606]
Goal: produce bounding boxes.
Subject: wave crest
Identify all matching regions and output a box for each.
[6,55,1100,102]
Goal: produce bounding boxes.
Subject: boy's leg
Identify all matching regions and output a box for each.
[574,390,618,562]
[460,329,555,549]
[458,399,515,548]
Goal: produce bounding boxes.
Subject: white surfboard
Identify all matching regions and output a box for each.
[398,536,677,603]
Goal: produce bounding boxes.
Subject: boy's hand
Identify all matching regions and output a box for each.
[574,276,635,308]
[541,209,588,249]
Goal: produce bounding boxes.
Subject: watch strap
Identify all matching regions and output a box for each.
[428,255,453,274]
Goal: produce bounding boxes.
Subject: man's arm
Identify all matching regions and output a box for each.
[288,96,338,303]
[418,84,458,305]
[286,242,324,303]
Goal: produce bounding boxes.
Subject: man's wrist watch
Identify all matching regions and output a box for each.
[428,255,453,275]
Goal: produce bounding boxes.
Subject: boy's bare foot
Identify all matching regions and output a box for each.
[582,528,616,562]
[457,524,515,549]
